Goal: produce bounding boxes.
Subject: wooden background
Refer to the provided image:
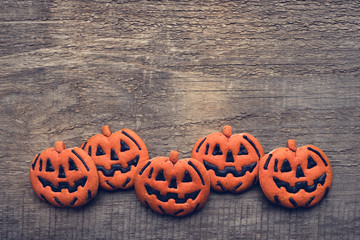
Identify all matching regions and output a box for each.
[0,0,359,239]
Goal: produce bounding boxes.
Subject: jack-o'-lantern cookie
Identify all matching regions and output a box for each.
[192,125,264,193]
[134,151,210,217]
[259,139,332,208]
[80,125,149,191]
[30,141,99,207]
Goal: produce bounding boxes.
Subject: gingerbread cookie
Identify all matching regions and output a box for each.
[134,151,210,217]
[192,125,264,193]
[30,141,99,207]
[259,139,332,208]
[80,125,149,191]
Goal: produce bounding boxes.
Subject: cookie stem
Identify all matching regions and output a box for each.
[55,141,65,153]
[101,125,112,137]
[169,151,179,164]
[287,139,297,152]
[222,125,232,138]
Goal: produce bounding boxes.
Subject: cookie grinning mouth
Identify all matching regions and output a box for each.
[38,176,87,193]
[203,160,257,177]
[96,155,139,177]
[145,184,200,204]
[273,173,327,193]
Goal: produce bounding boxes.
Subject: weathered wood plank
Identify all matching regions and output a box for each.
[0,0,359,239]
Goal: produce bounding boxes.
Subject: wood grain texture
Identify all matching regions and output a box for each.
[0,0,359,239]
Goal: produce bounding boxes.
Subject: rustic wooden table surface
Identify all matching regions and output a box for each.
[1,0,359,239]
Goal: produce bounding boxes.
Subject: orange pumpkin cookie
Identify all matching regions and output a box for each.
[259,139,332,208]
[192,125,264,193]
[134,151,210,217]
[80,125,149,191]
[30,141,99,207]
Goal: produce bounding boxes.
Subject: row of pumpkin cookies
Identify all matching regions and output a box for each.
[30,125,332,217]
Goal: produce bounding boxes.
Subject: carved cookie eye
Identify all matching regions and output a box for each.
[280,159,291,172]
[238,144,248,155]
[155,169,165,181]
[212,144,223,155]
[68,158,78,171]
[46,159,55,172]
[96,145,105,156]
[307,156,317,169]
[182,170,192,182]
[120,140,130,152]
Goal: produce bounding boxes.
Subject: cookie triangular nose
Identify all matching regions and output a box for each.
[226,150,234,162]
[58,165,66,178]
[169,177,177,189]
[296,165,305,178]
